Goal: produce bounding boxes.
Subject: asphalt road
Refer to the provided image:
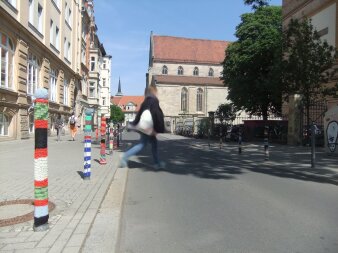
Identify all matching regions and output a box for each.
[118,132,338,253]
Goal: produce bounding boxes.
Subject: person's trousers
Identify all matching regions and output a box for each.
[56,128,61,141]
[123,133,159,164]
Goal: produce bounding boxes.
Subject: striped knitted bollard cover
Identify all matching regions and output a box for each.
[99,117,107,164]
[109,124,113,155]
[33,88,49,231]
[83,109,93,179]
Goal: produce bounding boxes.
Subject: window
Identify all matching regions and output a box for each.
[0,113,9,136]
[29,112,34,134]
[181,87,188,112]
[29,0,34,24]
[6,0,16,7]
[90,57,95,71]
[67,42,71,60]
[64,38,71,61]
[27,53,39,95]
[49,69,57,102]
[162,65,168,75]
[0,33,15,90]
[102,78,106,87]
[81,45,86,64]
[103,60,106,69]
[178,66,184,75]
[68,8,72,26]
[102,97,106,106]
[208,68,214,77]
[196,88,203,112]
[52,0,60,8]
[64,38,67,58]
[193,67,199,76]
[89,81,95,98]
[50,20,54,44]
[63,79,69,106]
[65,2,72,26]
[55,26,59,49]
[38,4,43,33]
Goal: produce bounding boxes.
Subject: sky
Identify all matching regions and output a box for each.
[94,0,282,96]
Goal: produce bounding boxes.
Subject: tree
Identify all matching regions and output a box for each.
[282,18,337,133]
[215,103,237,137]
[110,105,125,123]
[222,6,282,121]
[244,0,270,9]
[215,103,237,125]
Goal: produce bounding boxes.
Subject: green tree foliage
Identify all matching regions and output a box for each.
[282,18,337,129]
[110,104,125,123]
[215,103,237,125]
[244,0,270,9]
[222,6,282,121]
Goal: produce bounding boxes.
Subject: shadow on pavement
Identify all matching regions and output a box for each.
[120,133,338,185]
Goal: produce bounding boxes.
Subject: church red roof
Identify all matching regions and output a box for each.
[111,96,145,112]
[153,35,230,64]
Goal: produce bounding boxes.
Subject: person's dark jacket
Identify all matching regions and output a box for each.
[132,94,165,133]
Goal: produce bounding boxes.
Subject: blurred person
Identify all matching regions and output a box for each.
[55,113,64,142]
[120,85,165,169]
[69,113,77,141]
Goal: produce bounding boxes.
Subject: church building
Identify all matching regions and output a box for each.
[146,33,230,118]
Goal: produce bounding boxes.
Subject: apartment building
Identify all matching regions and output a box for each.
[0,0,110,140]
[282,0,338,144]
[99,55,112,118]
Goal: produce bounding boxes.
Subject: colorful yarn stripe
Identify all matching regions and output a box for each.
[99,116,107,164]
[83,110,92,179]
[33,88,49,231]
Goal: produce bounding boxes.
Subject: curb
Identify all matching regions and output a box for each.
[81,153,129,253]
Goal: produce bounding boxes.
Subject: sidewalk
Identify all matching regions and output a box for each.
[0,133,119,252]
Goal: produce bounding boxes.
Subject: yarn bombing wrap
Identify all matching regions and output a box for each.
[83,109,93,179]
[99,117,107,164]
[33,88,49,229]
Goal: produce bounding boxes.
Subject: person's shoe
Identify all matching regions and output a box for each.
[154,161,166,170]
[119,156,128,168]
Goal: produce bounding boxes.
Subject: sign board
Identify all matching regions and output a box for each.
[324,106,338,155]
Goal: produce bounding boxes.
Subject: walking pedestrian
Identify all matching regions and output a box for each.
[69,113,77,141]
[55,113,64,142]
[120,85,165,169]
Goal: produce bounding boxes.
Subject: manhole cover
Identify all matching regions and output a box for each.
[0,199,55,227]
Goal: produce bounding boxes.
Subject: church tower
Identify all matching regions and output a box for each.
[115,77,123,96]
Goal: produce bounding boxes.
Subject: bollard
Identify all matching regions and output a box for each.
[100,117,107,164]
[33,88,49,232]
[105,119,109,150]
[83,109,93,180]
[238,133,242,154]
[311,123,316,168]
[117,124,120,147]
[95,128,98,143]
[264,126,269,161]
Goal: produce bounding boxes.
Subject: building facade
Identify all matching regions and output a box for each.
[146,34,230,119]
[283,0,338,144]
[0,0,110,141]
[99,55,112,118]
[111,95,144,126]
